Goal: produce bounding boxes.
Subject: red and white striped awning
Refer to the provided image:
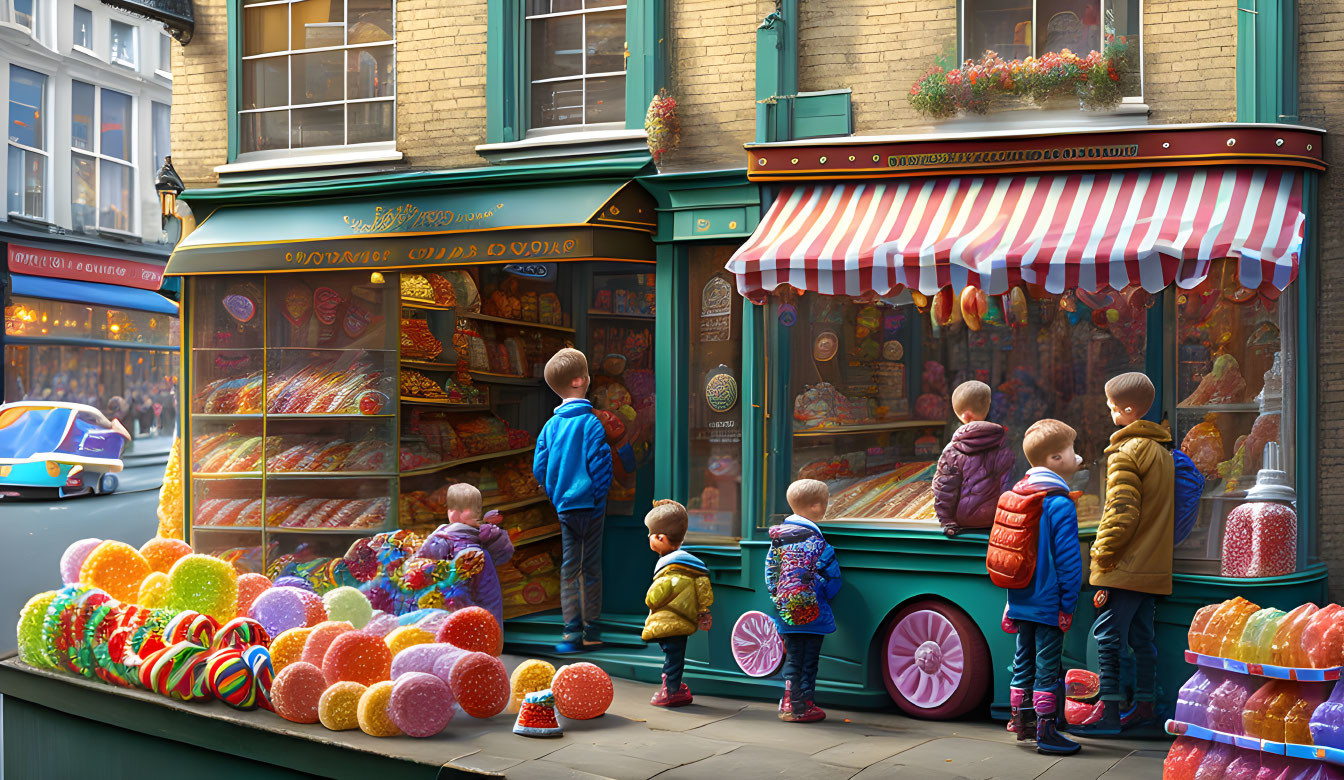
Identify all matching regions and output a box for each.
[726,167,1304,301]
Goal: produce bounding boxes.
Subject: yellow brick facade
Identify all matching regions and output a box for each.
[169,0,229,190]
[1141,0,1237,124]
[396,0,488,170]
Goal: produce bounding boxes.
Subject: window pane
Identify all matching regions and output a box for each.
[530,15,582,81]
[101,89,133,161]
[963,0,1032,60]
[242,56,288,110]
[527,1,582,13]
[347,45,394,100]
[243,5,288,56]
[71,81,94,152]
[585,10,625,74]
[71,154,96,233]
[1104,0,1142,97]
[1038,1,1101,55]
[292,104,344,147]
[347,100,393,144]
[8,66,45,150]
[585,75,624,123]
[291,0,344,50]
[152,102,170,172]
[74,7,93,49]
[530,78,583,129]
[111,21,137,65]
[585,0,625,7]
[98,159,133,231]
[292,50,344,105]
[687,249,741,541]
[13,0,33,29]
[348,0,393,43]
[7,147,44,219]
[240,110,288,153]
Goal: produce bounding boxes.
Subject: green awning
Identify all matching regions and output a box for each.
[166,180,656,275]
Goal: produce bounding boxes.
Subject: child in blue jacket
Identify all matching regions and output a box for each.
[998,419,1084,755]
[534,348,614,653]
[766,478,842,723]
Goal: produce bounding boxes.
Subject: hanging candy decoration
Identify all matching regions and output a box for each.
[931,288,961,327]
[1004,286,1030,328]
[959,286,989,331]
[909,290,931,313]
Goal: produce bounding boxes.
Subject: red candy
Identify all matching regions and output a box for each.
[322,630,392,687]
[301,621,354,668]
[552,662,614,720]
[435,607,502,656]
[271,661,327,723]
[447,651,509,719]
[235,573,272,618]
[298,589,328,627]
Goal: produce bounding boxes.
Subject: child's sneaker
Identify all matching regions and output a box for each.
[779,701,826,723]
[650,675,693,707]
[582,626,603,649]
[554,638,584,654]
[778,680,792,713]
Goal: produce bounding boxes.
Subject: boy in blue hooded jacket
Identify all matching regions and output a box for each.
[534,348,614,653]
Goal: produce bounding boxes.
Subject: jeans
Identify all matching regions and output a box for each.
[559,508,605,641]
[1010,620,1065,693]
[659,635,688,691]
[782,633,824,710]
[1094,587,1157,703]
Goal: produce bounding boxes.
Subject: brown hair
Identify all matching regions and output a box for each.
[544,348,589,395]
[645,499,689,546]
[1023,419,1078,467]
[1104,372,1156,416]
[786,479,830,514]
[951,380,992,419]
[443,482,483,517]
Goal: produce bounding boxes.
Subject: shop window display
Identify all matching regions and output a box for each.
[687,247,742,541]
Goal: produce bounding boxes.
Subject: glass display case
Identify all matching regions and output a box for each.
[686,247,742,541]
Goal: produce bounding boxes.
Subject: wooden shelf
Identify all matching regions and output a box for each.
[262,526,390,534]
[1177,403,1262,413]
[485,495,548,513]
[469,371,543,387]
[399,445,535,477]
[793,419,946,437]
[191,471,262,480]
[192,413,396,423]
[191,413,263,422]
[460,312,574,334]
[400,399,489,411]
[400,298,452,311]
[400,358,455,371]
[587,309,655,322]
[510,524,561,546]
[504,598,561,621]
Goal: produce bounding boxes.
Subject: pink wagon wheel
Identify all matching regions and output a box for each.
[881,601,989,720]
[732,611,785,678]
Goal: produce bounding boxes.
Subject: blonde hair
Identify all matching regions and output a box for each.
[544,348,589,395]
[1105,372,1156,417]
[786,479,830,513]
[951,380,992,419]
[1023,419,1077,467]
[644,499,689,546]
[443,482,483,517]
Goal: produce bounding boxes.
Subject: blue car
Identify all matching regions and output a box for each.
[0,402,129,498]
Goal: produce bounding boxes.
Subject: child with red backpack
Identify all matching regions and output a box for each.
[987,419,1084,755]
[766,479,843,723]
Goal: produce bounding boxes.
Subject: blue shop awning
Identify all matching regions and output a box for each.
[10,274,179,315]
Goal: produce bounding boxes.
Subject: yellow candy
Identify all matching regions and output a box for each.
[165,554,238,623]
[508,659,556,714]
[270,627,314,673]
[357,680,402,737]
[138,572,170,608]
[385,626,434,657]
[318,681,367,731]
[80,540,151,604]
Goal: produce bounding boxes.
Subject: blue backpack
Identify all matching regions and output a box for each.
[1172,449,1205,545]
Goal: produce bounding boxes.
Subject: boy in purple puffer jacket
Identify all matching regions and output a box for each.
[934,380,1016,537]
[418,483,514,627]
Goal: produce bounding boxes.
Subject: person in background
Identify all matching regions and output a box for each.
[641,499,713,708]
[417,483,513,627]
[934,380,1017,537]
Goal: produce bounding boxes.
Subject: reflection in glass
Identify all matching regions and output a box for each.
[291,0,344,50]
[293,105,344,147]
[348,0,393,42]
[585,11,625,74]
[347,101,393,144]
[241,110,289,153]
[585,76,624,124]
[100,89,133,161]
[242,56,288,110]
[111,21,137,65]
[6,146,44,219]
[292,50,345,105]
[71,81,95,152]
[8,66,45,150]
[243,5,288,56]
[98,159,133,232]
[71,155,95,232]
[347,45,394,100]
[531,79,583,129]
[530,15,582,81]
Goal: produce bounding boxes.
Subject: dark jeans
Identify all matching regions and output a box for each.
[659,635,688,691]
[558,508,605,640]
[782,633,824,710]
[1010,620,1064,693]
[1094,587,1157,703]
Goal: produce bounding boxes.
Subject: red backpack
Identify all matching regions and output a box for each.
[986,480,1067,589]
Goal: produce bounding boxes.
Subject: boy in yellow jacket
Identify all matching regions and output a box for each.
[642,500,713,707]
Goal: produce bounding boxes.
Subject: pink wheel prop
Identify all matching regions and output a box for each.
[880,600,989,720]
[731,611,784,678]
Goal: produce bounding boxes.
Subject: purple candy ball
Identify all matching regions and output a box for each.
[388,672,455,737]
[249,586,310,638]
[363,611,400,638]
[272,576,316,593]
[59,538,103,585]
[391,643,461,679]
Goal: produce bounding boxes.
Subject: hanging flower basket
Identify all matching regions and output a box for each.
[645,89,681,166]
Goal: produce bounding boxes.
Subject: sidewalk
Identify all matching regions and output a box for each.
[447,656,1168,779]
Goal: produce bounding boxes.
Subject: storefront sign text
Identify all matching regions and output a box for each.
[408,238,580,263]
[7,244,165,290]
[284,249,392,267]
[888,144,1139,169]
[343,202,503,234]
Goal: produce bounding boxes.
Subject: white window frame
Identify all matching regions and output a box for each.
[9,0,35,32]
[157,33,172,79]
[524,3,627,136]
[7,65,49,221]
[73,6,95,55]
[151,100,170,172]
[236,0,397,159]
[110,20,138,69]
[70,82,137,237]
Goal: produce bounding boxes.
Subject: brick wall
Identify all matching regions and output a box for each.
[1142,0,1237,124]
[169,0,228,190]
[396,0,488,170]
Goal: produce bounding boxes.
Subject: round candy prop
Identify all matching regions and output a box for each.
[137,572,170,609]
[435,606,502,656]
[301,621,354,668]
[731,611,785,678]
[166,554,238,623]
[357,680,403,737]
[363,611,400,638]
[271,661,327,723]
[322,586,372,629]
[165,611,220,647]
[552,662,613,720]
[508,659,556,714]
[212,617,270,652]
[297,589,328,626]
[318,681,367,731]
[273,576,315,592]
[17,591,58,668]
[447,652,509,719]
[269,627,313,673]
[207,649,261,710]
[322,631,392,686]
[392,643,464,680]
[385,626,434,657]
[60,538,102,585]
[139,537,193,574]
[79,541,151,604]
[389,672,455,737]
[250,586,310,638]
[235,573,272,618]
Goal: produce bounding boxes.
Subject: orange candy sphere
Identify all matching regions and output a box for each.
[139,537,193,574]
[447,651,509,719]
[234,573,272,618]
[80,540,151,604]
[269,627,313,673]
[552,662,614,720]
[435,606,502,656]
[302,621,354,668]
[271,661,327,723]
[298,589,328,626]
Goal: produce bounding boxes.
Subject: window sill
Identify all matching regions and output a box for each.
[155,69,172,80]
[216,147,404,175]
[72,45,98,59]
[924,102,1151,133]
[476,128,649,164]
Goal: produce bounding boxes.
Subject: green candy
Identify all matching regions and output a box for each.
[16,591,58,668]
[322,587,372,629]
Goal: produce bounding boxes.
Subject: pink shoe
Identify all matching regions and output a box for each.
[650,675,694,707]
[779,680,791,713]
[779,700,826,723]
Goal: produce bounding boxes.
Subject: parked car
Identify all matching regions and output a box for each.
[0,402,128,498]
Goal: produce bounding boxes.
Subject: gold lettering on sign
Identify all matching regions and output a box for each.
[343,203,504,233]
[285,249,391,267]
[887,144,1140,169]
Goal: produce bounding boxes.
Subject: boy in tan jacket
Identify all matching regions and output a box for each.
[1077,372,1174,737]
[642,500,713,708]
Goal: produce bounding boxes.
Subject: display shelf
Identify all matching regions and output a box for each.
[191,413,263,422]
[190,472,262,480]
[792,419,947,437]
[587,309,655,322]
[265,471,397,479]
[1164,720,1287,756]
[460,312,574,334]
[400,298,453,311]
[485,495,548,513]
[399,398,490,411]
[262,526,390,534]
[191,525,263,532]
[399,359,455,371]
[266,413,397,420]
[1182,649,1342,681]
[505,598,562,620]
[469,371,543,387]
[510,524,561,546]
[1177,403,1262,413]
[399,445,536,477]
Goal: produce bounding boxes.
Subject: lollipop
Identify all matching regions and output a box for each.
[363,611,400,638]
[16,591,58,668]
[447,651,509,719]
[297,589,328,626]
[212,616,271,652]
[271,661,327,723]
[273,576,316,592]
[139,537,193,574]
[385,626,434,657]
[59,538,102,585]
[269,627,314,673]
[164,611,219,647]
[207,649,262,710]
[147,640,213,701]
[389,672,454,737]
[508,659,556,714]
[165,554,239,623]
[137,572,170,608]
[79,541,151,604]
[357,680,403,737]
[435,606,502,656]
[235,573,272,618]
[392,643,465,680]
[322,586,372,629]
[243,645,275,710]
[250,586,310,638]
[552,662,613,720]
[318,681,367,731]
[301,621,354,667]
[322,631,392,686]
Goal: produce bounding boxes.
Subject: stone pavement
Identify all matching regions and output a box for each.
[445,656,1168,779]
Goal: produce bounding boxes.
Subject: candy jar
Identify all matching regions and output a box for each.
[1302,604,1344,668]
[1238,607,1288,663]
[1273,603,1320,668]
[1222,443,1298,577]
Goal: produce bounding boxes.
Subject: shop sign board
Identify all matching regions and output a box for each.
[7,244,165,291]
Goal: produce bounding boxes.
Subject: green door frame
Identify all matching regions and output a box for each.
[1236,0,1299,123]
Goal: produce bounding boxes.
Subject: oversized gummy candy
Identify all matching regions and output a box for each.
[271,661,327,723]
[165,554,239,623]
[435,606,502,656]
[318,681,366,731]
[322,630,392,687]
[80,541,151,604]
[551,662,613,720]
[388,672,454,737]
[448,651,509,718]
[357,680,402,737]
